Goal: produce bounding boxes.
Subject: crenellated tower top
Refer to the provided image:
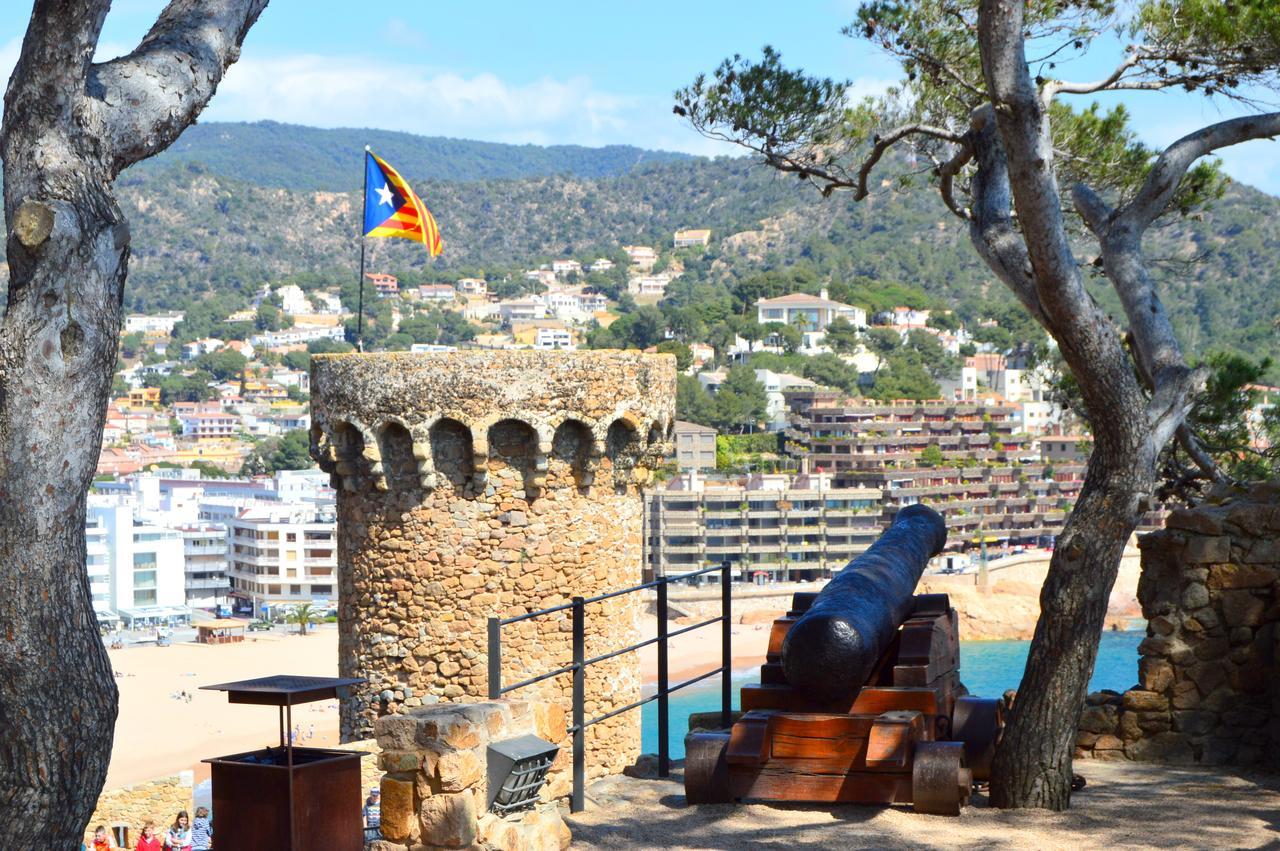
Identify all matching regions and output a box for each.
[308,350,676,496]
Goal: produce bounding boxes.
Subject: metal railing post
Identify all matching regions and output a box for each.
[487,617,502,700]
[657,574,669,778]
[571,595,586,813]
[721,560,732,729]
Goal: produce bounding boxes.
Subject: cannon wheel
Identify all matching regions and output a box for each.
[951,696,1002,782]
[912,741,972,816]
[684,732,732,804]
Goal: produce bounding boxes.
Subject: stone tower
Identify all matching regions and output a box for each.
[309,351,674,777]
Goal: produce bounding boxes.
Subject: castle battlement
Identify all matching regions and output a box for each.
[309,350,675,495]
[309,350,676,775]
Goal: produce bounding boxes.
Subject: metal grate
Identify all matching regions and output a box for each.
[486,735,559,815]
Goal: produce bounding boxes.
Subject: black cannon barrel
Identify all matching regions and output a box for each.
[781,503,947,701]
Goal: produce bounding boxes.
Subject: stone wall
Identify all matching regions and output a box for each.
[85,741,383,845]
[84,772,193,845]
[310,351,675,779]
[1076,482,1280,765]
[371,700,570,851]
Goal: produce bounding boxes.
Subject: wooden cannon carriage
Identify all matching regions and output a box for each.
[684,505,1003,815]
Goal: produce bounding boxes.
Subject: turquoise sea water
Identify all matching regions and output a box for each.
[640,629,1145,759]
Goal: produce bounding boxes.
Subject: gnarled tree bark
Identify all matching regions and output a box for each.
[0,1,266,844]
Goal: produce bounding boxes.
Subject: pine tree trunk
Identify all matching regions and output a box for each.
[988,433,1153,808]
[0,155,128,844]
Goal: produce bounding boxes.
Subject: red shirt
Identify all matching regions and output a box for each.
[136,837,163,851]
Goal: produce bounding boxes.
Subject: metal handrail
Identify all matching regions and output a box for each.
[487,560,733,812]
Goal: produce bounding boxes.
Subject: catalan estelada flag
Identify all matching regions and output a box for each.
[363,149,443,256]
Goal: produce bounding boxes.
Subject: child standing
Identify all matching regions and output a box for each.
[163,811,192,851]
[190,806,212,851]
[135,821,163,851]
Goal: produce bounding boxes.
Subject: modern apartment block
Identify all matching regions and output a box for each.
[180,524,230,608]
[644,471,884,581]
[226,506,338,615]
[88,500,188,625]
[794,399,1035,481]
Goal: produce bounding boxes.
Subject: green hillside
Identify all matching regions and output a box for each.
[1,123,1276,377]
[132,121,692,190]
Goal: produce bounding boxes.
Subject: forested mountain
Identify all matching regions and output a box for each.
[131,121,692,189]
[1,122,1276,376]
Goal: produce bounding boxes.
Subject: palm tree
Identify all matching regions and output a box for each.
[287,603,317,636]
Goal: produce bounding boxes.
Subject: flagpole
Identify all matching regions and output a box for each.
[357,145,370,353]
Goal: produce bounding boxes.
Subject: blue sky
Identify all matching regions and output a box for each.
[2,1,1277,193]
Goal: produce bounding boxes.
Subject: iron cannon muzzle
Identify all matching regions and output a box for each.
[781,503,947,701]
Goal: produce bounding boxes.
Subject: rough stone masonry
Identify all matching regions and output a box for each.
[310,351,675,778]
[1076,481,1280,765]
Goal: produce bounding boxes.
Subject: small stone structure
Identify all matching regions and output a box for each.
[310,351,675,779]
[1076,482,1280,765]
[371,700,570,850]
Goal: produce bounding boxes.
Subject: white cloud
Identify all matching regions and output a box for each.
[195,51,717,154]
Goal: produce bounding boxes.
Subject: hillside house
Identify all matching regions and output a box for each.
[366,272,399,298]
[417,284,457,302]
[755,290,868,351]
[456,278,488,296]
[623,245,658,270]
[673,228,711,248]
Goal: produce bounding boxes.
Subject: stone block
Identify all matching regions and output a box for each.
[1172,710,1217,736]
[1184,536,1230,564]
[1076,731,1100,748]
[1222,705,1270,728]
[1193,635,1230,661]
[1230,626,1254,646]
[436,747,485,793]
[1181,582,1210,609]
[1165,507,1225,536]
[381,774,419,843]
[1170,679,1201,710]
[419,791,478,848]
[1124,731,1193,763]
[532,702,567,743]
[1136,711,1172,735]
[1221,591,1266,627]
[1138,657,1174,693]
[1187,662,1228,696]
[1207,563,1276,590]
[1078,703,1119,734]
[1084,690,1122,707]
[380,750,424,773]
[1122,690,1169,713]
[1118,711,1143,742]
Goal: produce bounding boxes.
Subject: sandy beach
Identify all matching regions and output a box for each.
[106,627,342,787]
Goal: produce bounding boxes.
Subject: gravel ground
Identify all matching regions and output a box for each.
[565,760,1280,850]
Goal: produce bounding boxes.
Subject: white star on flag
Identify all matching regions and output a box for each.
[375,182,394,207]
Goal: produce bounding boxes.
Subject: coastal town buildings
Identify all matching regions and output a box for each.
[673,228,711,248]
[226,504,339,615]
[673,420,717,472]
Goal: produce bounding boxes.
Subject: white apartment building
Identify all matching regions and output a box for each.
[275,284,311,316]
[89,500,187,624]
[499,297,549,323]
[523,269,557,287]
[629,274,671,297]
[551,259,582,277]
[181,411,239,439]
[227,506,338,615]
[86,514,114,625]
[181,338,224,360]
[418,284,457,302]
[755,290,868,351]
[456,278,488,296]
[180,524,230,608]
[673,228,711,248]
[588,258,615,273]
[250,324,346,348]
[754,369,817,424]
[622,245,658,270]
[534,327,575,350]
[125,312,185,334]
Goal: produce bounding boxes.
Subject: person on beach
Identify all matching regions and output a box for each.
[190,806,212,850]
[89,825,117,850]
[135,821,163,851]
[163,811,192,851]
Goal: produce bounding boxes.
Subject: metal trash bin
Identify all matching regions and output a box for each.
[201,675,366,851]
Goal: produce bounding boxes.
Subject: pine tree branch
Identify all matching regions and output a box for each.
[87,0,270,175]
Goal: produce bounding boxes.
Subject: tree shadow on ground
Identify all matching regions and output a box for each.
[565,762,1280,850]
